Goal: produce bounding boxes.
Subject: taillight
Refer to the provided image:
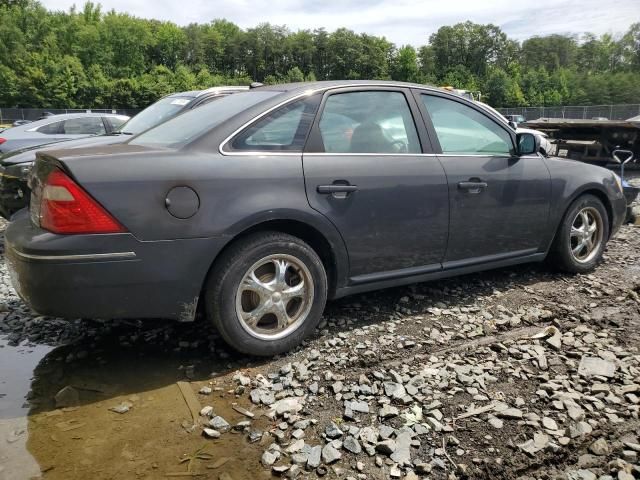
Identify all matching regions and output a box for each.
[40,169,126,234]
[0,138,6,145]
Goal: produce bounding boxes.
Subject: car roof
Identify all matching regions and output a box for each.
[165,86,250,99]
[256,81,507,123]
[34,113,119,121]
[256,80,444,94]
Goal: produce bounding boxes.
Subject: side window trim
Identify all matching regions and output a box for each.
[189,95,216,109]
[102,116,112,133]
[223,93,322,154]
[305,86,432,155]
[412,90,516,156]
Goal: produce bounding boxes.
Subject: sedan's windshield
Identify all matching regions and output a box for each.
[118,96,193,135]
[130,91,280,148]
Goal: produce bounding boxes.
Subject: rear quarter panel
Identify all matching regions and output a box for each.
[59,148,311,239]
[45,146,349,289]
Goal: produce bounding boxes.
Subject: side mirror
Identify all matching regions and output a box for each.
[508,120,518,129]
[516,132,540,156]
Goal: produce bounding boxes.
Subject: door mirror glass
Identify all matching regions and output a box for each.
[517,132,539,155]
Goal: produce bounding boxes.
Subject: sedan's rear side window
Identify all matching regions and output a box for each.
[106,116,128,130]
[231,94,321,151]
[421,95,513,155]
[36,121,64,134]
[62,117,106,135]
[318,91,421,154]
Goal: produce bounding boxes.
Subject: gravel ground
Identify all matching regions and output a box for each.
[1,219,640,480]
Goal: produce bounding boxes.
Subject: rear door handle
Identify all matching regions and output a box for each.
[317,184,358,194]
[458,181,488,194]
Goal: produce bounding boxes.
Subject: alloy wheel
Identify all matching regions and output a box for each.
[569,206,604,264]
[235,254,314,340]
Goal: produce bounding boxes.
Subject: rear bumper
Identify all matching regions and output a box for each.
[5,218,229,321]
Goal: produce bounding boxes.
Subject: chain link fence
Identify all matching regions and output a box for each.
[0,108,142,125]
[498,104,640,122]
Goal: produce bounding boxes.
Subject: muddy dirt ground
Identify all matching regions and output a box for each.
[1,218,639,480]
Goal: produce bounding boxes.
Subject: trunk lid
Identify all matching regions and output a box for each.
[29,144,168,228]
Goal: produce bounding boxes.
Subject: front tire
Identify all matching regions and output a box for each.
[548,194,609,273]
[204,231,327,356]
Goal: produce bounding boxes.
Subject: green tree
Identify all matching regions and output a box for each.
[285,66,305,83]
[522,35,577,71]
[0,1,638,110]
[287,30,315,76]
[621,23,640,70]
[429,22,515,80]
[391,45,419,82]
[150,21,187,70]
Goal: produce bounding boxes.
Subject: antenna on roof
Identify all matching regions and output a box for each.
[250,82,264,89]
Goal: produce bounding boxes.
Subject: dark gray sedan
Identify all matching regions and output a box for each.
[5,81,627,356]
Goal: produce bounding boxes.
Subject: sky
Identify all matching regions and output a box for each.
[40,0,640,46]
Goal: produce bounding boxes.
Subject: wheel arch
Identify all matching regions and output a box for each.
[201,210,349,301]
[547,185,614,256]
[566,187,614,239]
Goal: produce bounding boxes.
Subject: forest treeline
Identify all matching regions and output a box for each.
[1,0,639,109]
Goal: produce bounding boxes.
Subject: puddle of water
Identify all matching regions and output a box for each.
[1,334,270,480]
[0,338,53,418]
[0,337,53,480]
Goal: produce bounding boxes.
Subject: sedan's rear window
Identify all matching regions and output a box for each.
[130,91,280,148]
[119,96,192,134]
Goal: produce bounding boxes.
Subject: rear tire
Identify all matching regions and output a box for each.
[547,194,609,273]
[204,231,327,356]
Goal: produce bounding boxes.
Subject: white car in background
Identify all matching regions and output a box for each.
[473,101,553,156]
[516,127,554,156]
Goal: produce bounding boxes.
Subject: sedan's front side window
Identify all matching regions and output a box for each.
[421,95,513,155]
[318,91,421,154]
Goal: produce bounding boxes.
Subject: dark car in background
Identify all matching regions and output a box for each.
[0,113,129,154]
[5,81,626,356]
[0,86,249,218]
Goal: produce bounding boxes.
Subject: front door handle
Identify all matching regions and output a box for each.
[317,184,358,194]
[458,180,488,194]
